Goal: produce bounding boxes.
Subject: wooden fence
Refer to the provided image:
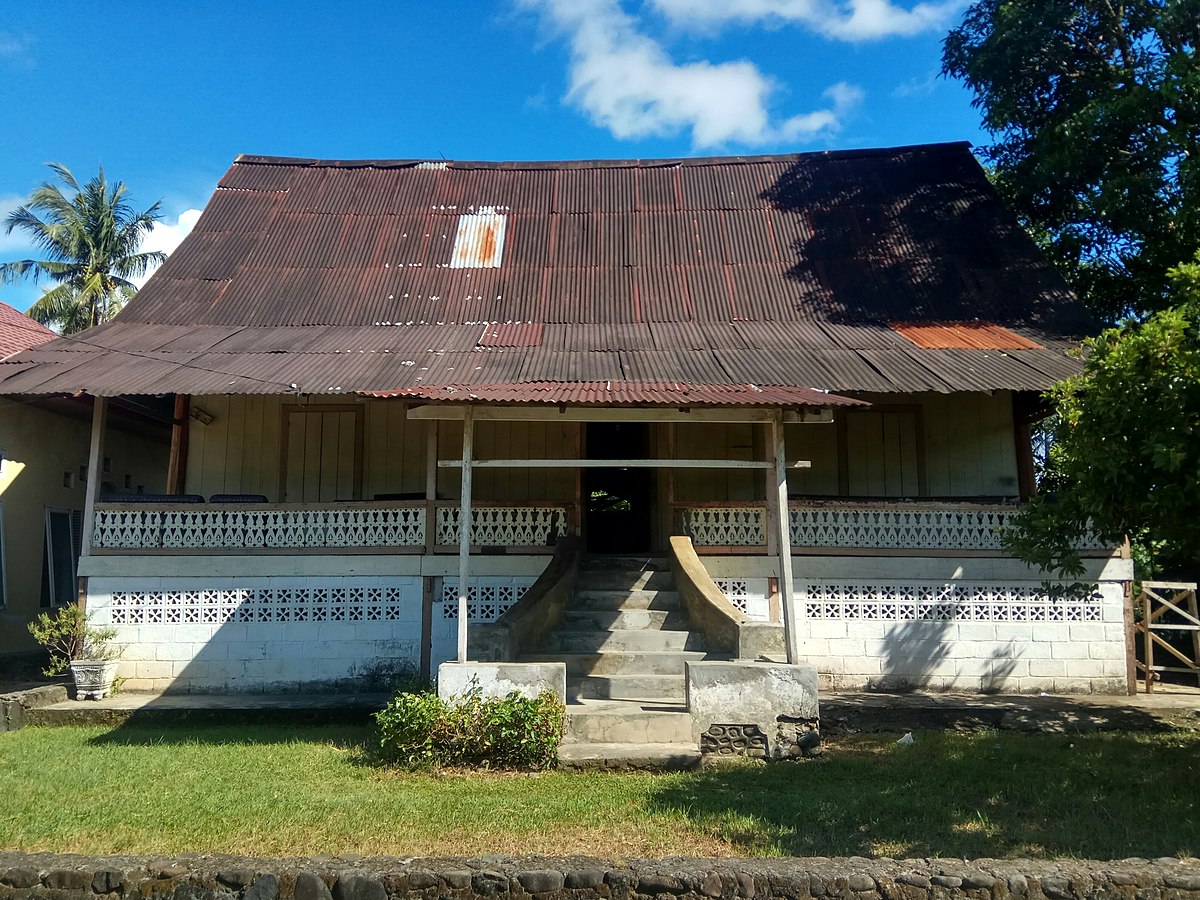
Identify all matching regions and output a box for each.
[1134,581,1200,692]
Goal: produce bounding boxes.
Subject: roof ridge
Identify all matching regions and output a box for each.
[232,141,974,170]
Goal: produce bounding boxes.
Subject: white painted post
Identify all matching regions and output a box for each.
[771,410,798,664]
[456,407,475,663]
[79,396,108,561]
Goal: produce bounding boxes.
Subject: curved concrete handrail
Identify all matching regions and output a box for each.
[669,535,786,660]
[469,536,582,661]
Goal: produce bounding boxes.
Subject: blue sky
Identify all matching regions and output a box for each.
[0,0,986,313]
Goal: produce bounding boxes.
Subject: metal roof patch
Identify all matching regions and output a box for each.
[449,206,506,268]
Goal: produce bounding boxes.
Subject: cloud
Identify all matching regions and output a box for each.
[892,70,941,98]
[131,208,203,288]
[0,32,33,62]
[648,0,965,41]
[522,0,863,148]
[0,195,34,254]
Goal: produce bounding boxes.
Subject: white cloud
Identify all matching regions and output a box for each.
[131,208,202,288]
[0,195,33,254]
[522,0,863,148]
[0,32,32,60]
[648,0,965,41]
[892,70,941,98]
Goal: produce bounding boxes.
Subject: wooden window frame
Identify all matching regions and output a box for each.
[836,404,928,498]
[42,506,82,608]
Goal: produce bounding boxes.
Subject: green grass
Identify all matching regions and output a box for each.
[0,724,1196,859]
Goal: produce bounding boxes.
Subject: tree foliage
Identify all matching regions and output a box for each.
[943,0,1200,321]
[1,164,164,333]
[1004,253,1200,576]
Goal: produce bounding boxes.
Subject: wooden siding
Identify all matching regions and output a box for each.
[436,420,580,501]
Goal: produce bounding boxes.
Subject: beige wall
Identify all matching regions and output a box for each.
[0,398,168,655]
[185,396,580,503]
[673,391,1021,500]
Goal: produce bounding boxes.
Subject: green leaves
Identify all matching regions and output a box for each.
[2,163,164,333]
[375,686,565,770]
[27,605,121,676]
[1004,252,1200,575]
[943,0,1200,321]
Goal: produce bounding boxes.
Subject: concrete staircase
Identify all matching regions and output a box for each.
[522,555,719,769]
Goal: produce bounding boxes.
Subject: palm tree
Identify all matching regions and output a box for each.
[1,164,165,333]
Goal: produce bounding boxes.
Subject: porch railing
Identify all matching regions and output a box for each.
[676,500,1112,555]
[91,500,574,554]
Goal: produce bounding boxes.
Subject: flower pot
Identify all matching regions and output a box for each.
[69,660,120,700]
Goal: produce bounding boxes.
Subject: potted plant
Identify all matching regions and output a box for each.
[27,605,123,700]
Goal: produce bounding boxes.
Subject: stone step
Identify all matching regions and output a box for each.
[557,742,700,771]
[563,608,685,630]
[523,650,708,677]
[563,704,693,744]
[578,556,668,571]
[574,570,675,592]
[573,589,681,611]
[569,674,686,703]
[544,629,702,653]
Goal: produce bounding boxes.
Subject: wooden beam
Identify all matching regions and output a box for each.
[771,410,799,664]
[166,394,190,495]
[457,407,475,664]
[79,397,108,561]
[437,458,812,470]
[408,405,835,424]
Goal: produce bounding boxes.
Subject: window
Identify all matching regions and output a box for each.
[843,409,925,497]
[280,406,364,502]
[41,507,83,607]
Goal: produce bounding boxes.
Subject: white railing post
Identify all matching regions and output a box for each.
[457,407,475,663]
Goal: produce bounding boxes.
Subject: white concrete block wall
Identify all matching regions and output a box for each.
[430,577,538,667]
[88,576,423,693]
[704,554,1132,694]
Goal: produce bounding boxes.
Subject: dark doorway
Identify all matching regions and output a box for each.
[584,422,653,554]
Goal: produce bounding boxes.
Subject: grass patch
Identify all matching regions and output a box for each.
[0,724,1196,858]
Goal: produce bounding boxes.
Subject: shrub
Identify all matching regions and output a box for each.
[27,605,121,676]
[375,684,565,770]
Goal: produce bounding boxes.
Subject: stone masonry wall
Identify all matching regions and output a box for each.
[1,853,1197,900]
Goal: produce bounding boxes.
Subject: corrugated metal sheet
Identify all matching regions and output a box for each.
[0,143,1094,398]
[890,321,1045,350]
[0,302,55,359]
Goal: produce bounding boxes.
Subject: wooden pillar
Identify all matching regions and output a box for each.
[770,410,798,664]
[166,394,190,494]
[456,407,475,663]
[79,396,108,562]
[763,423,779,557]
[424,419,438,554]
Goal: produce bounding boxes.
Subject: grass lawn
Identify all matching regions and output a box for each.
[0,724,1197,859]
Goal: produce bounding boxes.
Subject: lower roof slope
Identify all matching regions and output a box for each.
[0,143,1093,401]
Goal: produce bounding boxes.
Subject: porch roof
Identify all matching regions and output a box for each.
[0,143,1094,399]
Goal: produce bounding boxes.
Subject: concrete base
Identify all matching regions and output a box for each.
[437,661,567,703]
[687,660,820,759]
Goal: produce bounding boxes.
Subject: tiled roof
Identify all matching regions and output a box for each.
[0,143,1094,399]
[0,301,55,360]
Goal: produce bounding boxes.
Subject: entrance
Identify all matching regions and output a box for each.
[584,422,654,554]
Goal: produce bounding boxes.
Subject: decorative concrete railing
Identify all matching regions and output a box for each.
[677,501,1110,554]
[92,501,572,553]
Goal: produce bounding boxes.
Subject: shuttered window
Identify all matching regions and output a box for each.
[844,410,924,497]
[281,406,364,502]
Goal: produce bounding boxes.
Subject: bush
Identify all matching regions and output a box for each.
[375,684,565,770]
[27,605,121,676]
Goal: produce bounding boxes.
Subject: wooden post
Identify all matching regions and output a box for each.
[79,397,108,562]
[770,410,798,664]
[1124,577,1137,695]
[764,423,779,557]
[1143,589,1153,693]
[425,419,438,554]
[166,394,190,494]
[456,407,475,663]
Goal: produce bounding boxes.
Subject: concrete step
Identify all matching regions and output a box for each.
[574,589,681,611]
[578,556,668,572]
[557,742,700,771]
[563,608,685,630]
[544,629,702,653]
[574,570,675,592]
[564,703,693,744]
[523,650,708,677]
[569,674,686,703]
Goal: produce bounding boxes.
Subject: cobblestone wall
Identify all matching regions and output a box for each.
[1,853,1197,900]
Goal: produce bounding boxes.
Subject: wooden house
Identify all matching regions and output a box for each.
[0,143,1131,696]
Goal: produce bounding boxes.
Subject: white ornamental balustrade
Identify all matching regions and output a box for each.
[93,504,427,551]
[436,506,569,546]
[788,505,1014,551]
[681,507,766,547]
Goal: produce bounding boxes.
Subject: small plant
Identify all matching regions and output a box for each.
[375,684,565,770]
[27,605,121,676]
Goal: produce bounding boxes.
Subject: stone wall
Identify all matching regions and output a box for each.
[0,853,1197,900]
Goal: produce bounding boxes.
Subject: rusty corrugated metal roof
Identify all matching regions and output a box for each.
[890,321,1045,350]
[0,142,1095,398]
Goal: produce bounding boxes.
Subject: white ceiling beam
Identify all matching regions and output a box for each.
[437,458,812,469]
[406,405,834,424]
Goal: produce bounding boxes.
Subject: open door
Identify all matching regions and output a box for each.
[584,422,653,554]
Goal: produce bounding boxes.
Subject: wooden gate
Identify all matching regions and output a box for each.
[1134,581,1200,692]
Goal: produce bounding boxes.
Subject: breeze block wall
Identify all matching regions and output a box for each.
[86,576,424,693]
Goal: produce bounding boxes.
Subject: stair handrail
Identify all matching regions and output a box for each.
[669,535,786,660]
[468,536,583,661]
